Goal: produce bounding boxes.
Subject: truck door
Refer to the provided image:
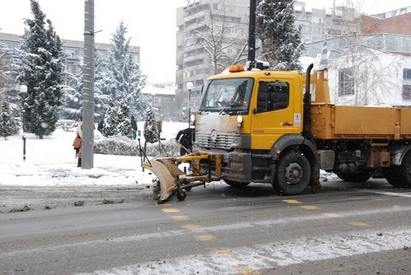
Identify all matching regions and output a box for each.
[251,80,299,150]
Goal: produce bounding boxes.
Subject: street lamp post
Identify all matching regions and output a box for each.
[186,82,193,127]
[20,84,28,161]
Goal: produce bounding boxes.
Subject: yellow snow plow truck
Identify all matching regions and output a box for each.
[144,63,411,203]
[143,0,411,203]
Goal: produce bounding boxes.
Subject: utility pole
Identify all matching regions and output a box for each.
[247,0,257,70]
[82,0,95,169]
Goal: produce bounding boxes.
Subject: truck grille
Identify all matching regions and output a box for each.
[196,133,240,150]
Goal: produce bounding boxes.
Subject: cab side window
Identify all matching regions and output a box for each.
[256,80,289,113]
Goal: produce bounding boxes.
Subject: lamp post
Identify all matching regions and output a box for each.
[20,84,28,161]
[186,82,193,127]
[182,107,186,122]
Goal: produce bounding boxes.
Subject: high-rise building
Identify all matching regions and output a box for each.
[176,0,249,114]
[175,0,358,111]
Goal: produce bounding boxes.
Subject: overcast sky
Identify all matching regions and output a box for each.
[0,0,410,83]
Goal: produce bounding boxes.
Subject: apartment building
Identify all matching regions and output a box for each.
[176,0,249,115]
[176,0,358,111]
[303,6,411,106]
[0,32,140,86]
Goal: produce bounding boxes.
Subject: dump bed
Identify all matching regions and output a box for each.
[310,103,411,140]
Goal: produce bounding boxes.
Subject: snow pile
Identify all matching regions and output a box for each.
[0,121,188,187]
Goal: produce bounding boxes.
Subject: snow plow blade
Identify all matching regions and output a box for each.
[143,152,222,203]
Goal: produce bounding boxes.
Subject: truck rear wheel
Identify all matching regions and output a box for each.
[397,152,411,188]
[337,171,370,182]
[274,151,311,195]
[384,167,402,187]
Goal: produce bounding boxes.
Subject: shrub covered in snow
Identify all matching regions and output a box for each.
[94,136,180,157]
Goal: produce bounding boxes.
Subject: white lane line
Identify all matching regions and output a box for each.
[77,228,411,275]
[363,190,411,198]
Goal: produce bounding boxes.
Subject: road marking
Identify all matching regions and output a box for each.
[171,215,190,221]
[161,208,180,213]
[364,190,411,198]
[300,205,320,210]
[233,265,261,275]
[349,221,369,227]
[182,224,202,230]
[76,227,411,275]
[210,247,237,256]
[324,212,344,218]
[282,199,302,204]
[194,234,217,241]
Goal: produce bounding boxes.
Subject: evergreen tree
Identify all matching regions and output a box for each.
[17,0,65,139]
[61,49,109,121]
[101,99,118,137]
[256,0,304,71]
[0,101,17,139]
[1,41,20,125]
[116,97,132,138]
[143,105,158,144]
[97,21,147,121]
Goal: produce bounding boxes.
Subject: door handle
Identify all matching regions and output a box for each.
[282,122,293,126]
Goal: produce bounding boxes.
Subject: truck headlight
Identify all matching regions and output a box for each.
[237,115,243,128]
[190,114,196,126]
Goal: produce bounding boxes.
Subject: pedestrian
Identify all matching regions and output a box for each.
[175,127,195,156]
[75,116,83,167]
[131,116,138,140]
[97,119,104,134]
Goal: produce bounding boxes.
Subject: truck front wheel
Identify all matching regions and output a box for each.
[274,151,311,195]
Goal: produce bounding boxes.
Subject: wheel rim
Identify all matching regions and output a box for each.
[285,162,303,185]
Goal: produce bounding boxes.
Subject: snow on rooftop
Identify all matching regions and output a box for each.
[141,84,175,96]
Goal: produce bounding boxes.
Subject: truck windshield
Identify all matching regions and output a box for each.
[199,78,254,113]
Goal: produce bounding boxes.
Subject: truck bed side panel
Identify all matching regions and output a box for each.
[311,104,411,140]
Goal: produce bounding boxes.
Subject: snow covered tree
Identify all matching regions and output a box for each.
[0,101,17,139]
[101,99,118,137]
[116,97,133,138]
[0,43,20,122]
[143,105,158,144]
[17,0,65,139]
[97,21,147,121]
[61,50,109,122]
[256,0,304,71]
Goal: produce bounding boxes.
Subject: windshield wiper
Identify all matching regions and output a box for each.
[219,103,237,115]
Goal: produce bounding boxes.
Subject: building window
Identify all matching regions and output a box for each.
[404,68,411,80]
[195,79,204,86]
[338,68,354,96]
[403,69,411,100]
[402,85,411,100]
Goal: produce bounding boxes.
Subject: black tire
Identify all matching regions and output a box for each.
[384,167,402,187]
[337,171,370,182]
[396,152,411,188]
[176,190,186,201]
[274,150,311,195]
[223,179,250,188]
[152,179,161,199]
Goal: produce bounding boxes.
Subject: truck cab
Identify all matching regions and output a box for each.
[193,64,320,194]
